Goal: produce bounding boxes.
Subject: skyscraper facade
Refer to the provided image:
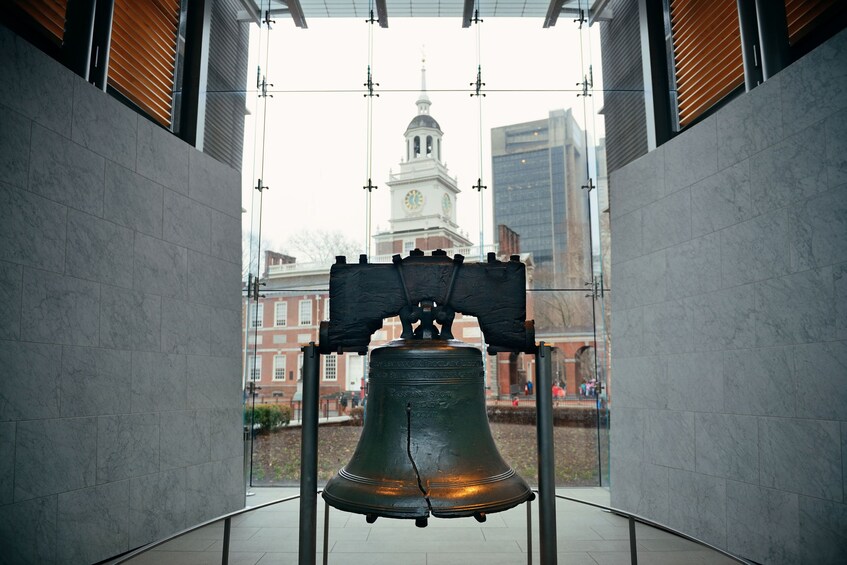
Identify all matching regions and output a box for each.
[491,109,592,291]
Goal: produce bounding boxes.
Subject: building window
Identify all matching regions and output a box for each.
[250,303,263,328]
[323,354,337,381]
[323,297,330,321]
[403,240,415,253]
[299,299,312,326]
[298,353,304,380]
[248,355,261,381]
[273,355,286,381]
[274,302,287,327]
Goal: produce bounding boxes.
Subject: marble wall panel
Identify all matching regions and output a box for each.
[0,261,22,340]
[694,412,758,483]
[799,497,847,565]
[131,351,187,413]
[690,159,753,240]
[211,307,242,359]
[99,285,161,352]
[780,27,847,136]
[667,469,726,548]
[750,123,829,215]
[0,104,31,188]
[608,146,665,219]
[609,407,644,463]
[160,410,211,470]
[689,284,756,352]
[21,269,100,347]
[724,346,795,417]
[726,481,799,564]
[609,306,642,359]
[136,117,189,194]
[211,209,242,265]
[185,457,243,525]
[97,413,160,483]
[104,162,164,238]
[716,74,783,170]
[666,351,723,413]
[188,355,241,410]
[0,421,14,505]
[790,186,847,271]
[129,468,186,548]
[14,417,96,501]
[754,267,836,347]
[60,346,131,418]
[0,341,61,422]
[610,208,642,266]
[645,409,695,471]
[188,149,241,217]
[0,495,57,564]
[188,250,242,312]
[609,355,666,410]
[211,408,243,462]
[0,26,73,136]
[161,299,212,355]
[71,77,137,170]
[29,124,105,216]
[838,263,847,340]
[666,231,721,301]
[0,182,67,273]
[133,233,188,300]
[642,299,693,355]
[826,107,847,188]
[65,209,134,288]
[57,480,129,565]
[794,340,847,420]
[163,190,212,254]
[642,187,691,254]
[720,208,790,287]
[664,115,718,193]
[759,417,842,501]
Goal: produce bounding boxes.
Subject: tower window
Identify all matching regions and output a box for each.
[414,136,420,157]
[426,136,433,157]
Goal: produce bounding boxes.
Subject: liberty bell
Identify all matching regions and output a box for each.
[319,250,536,527]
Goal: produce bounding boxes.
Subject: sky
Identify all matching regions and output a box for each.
[240,17,605,262]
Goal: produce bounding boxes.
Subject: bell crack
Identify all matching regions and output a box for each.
[406,402,433,514]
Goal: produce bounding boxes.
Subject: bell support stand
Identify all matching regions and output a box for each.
[298,343,320,565]
[535,342,558,563]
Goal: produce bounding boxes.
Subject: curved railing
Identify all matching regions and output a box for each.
[109,488,754,565]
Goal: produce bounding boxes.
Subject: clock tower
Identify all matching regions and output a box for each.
[374,60,472,256]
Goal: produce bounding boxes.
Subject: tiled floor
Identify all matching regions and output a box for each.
[121,487,741,565]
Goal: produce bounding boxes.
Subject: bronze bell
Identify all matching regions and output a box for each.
[322,336,533,527]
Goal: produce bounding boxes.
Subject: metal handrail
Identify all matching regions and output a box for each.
[108,488,755,565]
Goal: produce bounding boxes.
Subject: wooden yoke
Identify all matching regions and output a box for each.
[318,249,536,355]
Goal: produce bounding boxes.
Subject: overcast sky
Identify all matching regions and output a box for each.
[240,17,604,261]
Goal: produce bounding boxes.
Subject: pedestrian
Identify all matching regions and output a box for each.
[526,380,533,395]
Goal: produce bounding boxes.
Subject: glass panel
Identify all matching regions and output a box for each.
[239,15,618,491]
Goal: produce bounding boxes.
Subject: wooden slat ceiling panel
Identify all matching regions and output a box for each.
[670,0,744,127]
[15,0,68,44]
[108,0,181,127]
[785,0,838,45]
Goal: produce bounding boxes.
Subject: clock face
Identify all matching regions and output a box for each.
[441,193,452,215]
[404,189,424,211]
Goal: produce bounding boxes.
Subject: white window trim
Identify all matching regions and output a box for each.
[299,299,312,326]
[273,355,286,381]
[248,355,262,381]
[274,302,287,327]
[250,303,264,328]
[323,354,337,381]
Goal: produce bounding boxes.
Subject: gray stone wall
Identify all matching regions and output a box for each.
[0,26,244,563]
[609,28,847,564]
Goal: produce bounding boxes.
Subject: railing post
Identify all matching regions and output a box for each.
[298,343,320,565]
[629,515,638,565]
[221,517,231,565]
[535,342,558,564]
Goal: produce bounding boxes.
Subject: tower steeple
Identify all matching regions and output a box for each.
[416,57,431,115]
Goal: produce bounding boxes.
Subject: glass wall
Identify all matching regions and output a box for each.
[239,11,611,489]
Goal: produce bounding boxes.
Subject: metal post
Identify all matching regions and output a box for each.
[298,343,320,565]
[526,497,533,565]
[628,516,638,564]
[323,500,330,565]
[737,0,763,91]
[535,343,558,564]
[221,517,231,565]
[754,0,790,80]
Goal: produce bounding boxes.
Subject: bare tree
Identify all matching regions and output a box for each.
[285,229,362,263]
[531,265,594,333]
[242,229,277,281]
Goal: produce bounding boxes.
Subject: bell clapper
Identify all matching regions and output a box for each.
[415,517,428,528]
[366,514,378,524]
[473,512,487,523]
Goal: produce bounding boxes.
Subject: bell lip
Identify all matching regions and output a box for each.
[379,338,480,351]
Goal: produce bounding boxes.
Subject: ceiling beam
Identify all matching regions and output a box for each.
[462,0,475,28]
[285,0,308,28]
[543,0,566,28]
[375,0,388,27]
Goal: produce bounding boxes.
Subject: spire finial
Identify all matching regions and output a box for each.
[416,49,431,114]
